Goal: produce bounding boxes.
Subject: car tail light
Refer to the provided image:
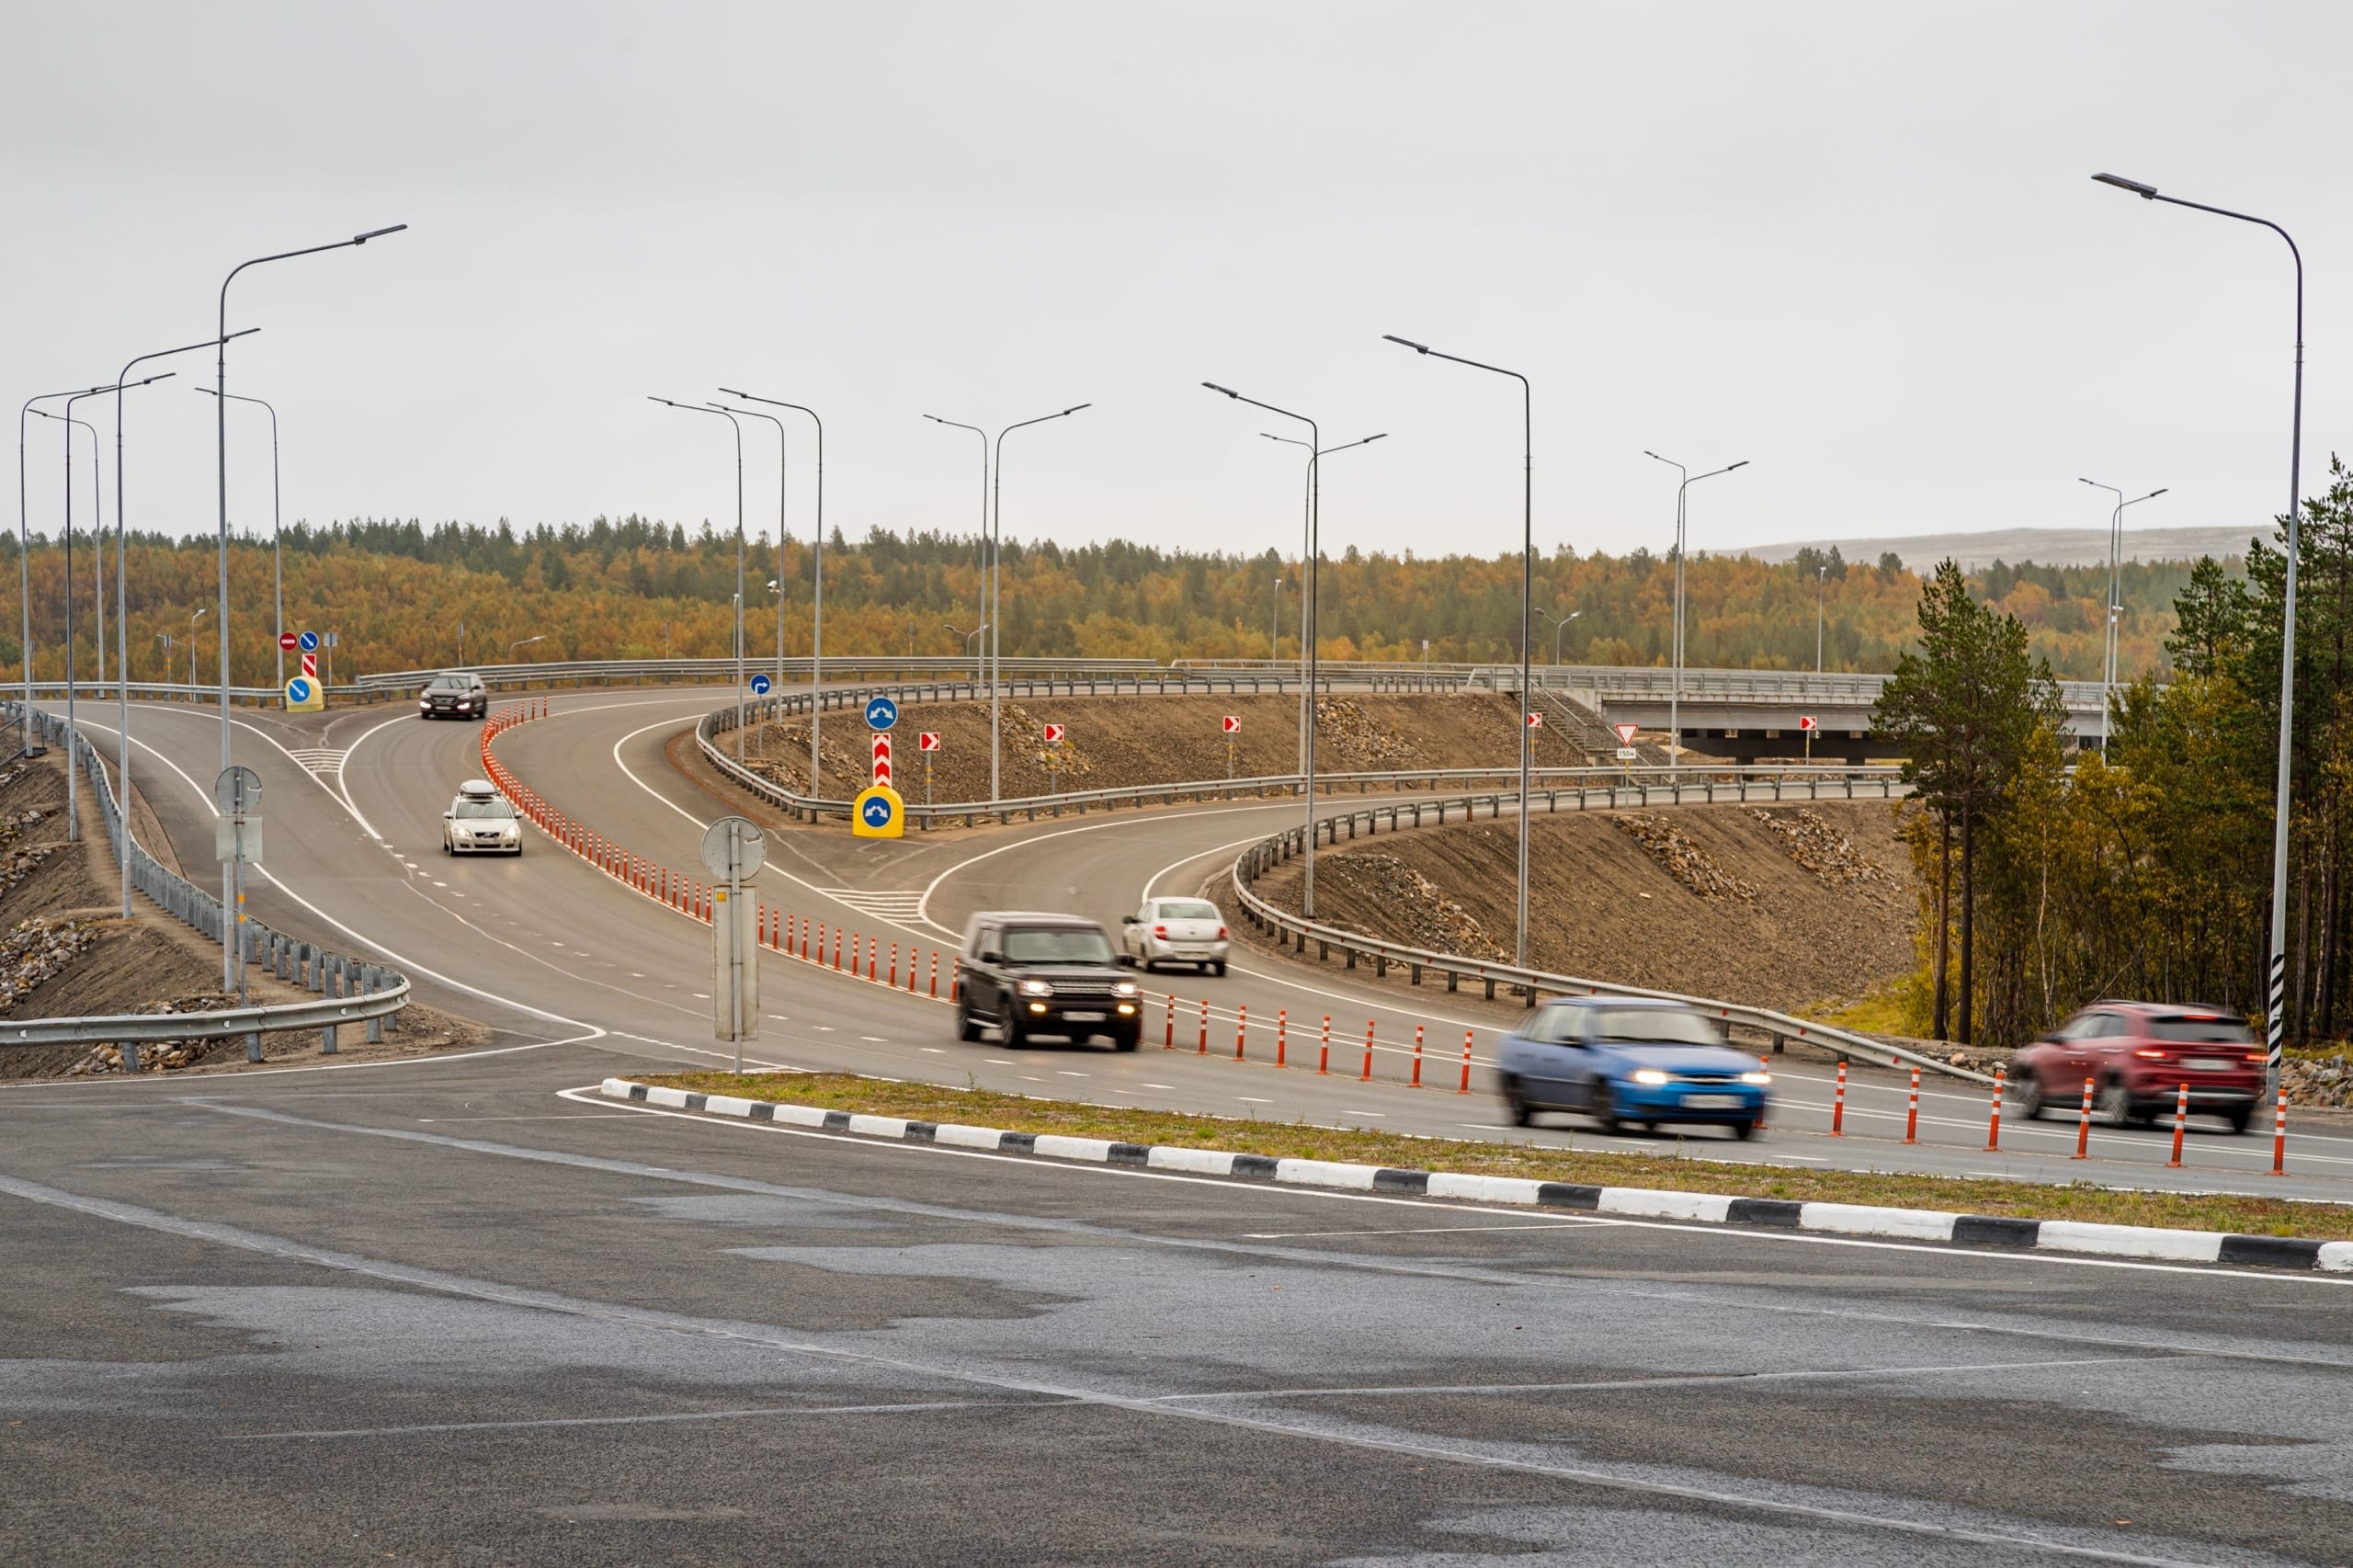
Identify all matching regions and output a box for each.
[1217,926,1228,940]
[1153,925,1168,940]
[2245,1051,2266,1063]
[2132,1048,2167,1060]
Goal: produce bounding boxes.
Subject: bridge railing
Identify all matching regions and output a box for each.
[0,703,411,1068]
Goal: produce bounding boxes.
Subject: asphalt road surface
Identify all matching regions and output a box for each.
[7,1049,2353,1565]
[9,687,2353,1563]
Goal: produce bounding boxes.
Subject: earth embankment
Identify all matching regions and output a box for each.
[1248,801,1917,1015]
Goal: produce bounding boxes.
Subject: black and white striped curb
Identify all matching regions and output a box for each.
[599,1078,2353,1275]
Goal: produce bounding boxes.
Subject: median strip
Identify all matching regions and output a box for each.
[601,1072,2353,1269]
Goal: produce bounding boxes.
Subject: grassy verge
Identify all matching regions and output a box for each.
[637,1071,2353,1242]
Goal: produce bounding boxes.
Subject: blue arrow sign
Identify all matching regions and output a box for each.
[298,631,320,653]
[864,695,899,731]
[861,794,894,828]
[750,673,773,697]
[286,676,313,703]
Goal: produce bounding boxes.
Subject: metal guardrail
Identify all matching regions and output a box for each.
[347,655,1165,699]
[1222,778,1987,1085]
[696,683,1901,826]
[0,704,410,1068]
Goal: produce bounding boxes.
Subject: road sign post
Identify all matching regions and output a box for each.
[1799,713,1817,764]
[918,731,939,806]
[1612,722,1641,778]
[1222,715,1238,780]
[853,783,904,839]
[700,816,766,1069]
[213,767,263,1003]
[1042,722,1064,795]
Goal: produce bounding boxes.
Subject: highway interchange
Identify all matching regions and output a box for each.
[7,686,2353,1563]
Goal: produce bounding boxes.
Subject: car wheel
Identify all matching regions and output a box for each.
[1111,1024,1141,1052]
[2097,1079,2134,1128]
[1002,1011,1025,1049]
[1212,960,1227,978]
[1591,1082,1620,1131]
[1502,1077,1534,1127]
[2014,1072,2047,1120]
[1731,1119,1757,1141]
[2226,1104,2254,1135]
[956,1001,982,1042]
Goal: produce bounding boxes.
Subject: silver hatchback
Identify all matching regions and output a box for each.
[1120,897,1229,976]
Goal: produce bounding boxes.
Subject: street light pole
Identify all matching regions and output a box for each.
[923,415,990,707]
[710,403,788,703]
[1384,334,1538,970]
[2076,477,2166,756]
[18,384,111,757]
[1816,563,1825,675]
[1643,451,1749,780]
[1263,431,1386,775]
[720,391,824,795]
[2094,171,2302,1093]
[196,387,283,692]
[507,635,545,662]
[651,398,746,759]
[40,415,103,692]
[1210,383,1324,915]
[1269,576,1282,661]
[214,222,406,988]
[1540,607,1581,666]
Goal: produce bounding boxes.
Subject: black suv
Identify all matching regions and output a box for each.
[957,912,1144,1050]
[419,671,489,720]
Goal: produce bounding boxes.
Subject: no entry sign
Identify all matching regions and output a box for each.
[278,631,298,652]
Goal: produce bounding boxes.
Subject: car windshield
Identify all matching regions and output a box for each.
[2151,1016,2254,1044]
[428,676,471,690]
[1002,927,1114,964]
[452,798,513,820]
[1590,1007,1723,1047]
[1158,901,1219,921]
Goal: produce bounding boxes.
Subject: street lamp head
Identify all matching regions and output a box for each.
[2146,487,2170,499]
[1381,335,1430,354]
[352,223,409,244]
[1062,403,1091,416]
[1726,460,1750,472]
[1361,433,1389,445]
[1202,382,1237,399]
[1567,609,1582,620]
[2092,173,2159,199]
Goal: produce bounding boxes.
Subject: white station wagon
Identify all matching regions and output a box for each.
[1120,897,1229,976]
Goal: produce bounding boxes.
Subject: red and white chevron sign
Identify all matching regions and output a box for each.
[1798,715,1818,733]
[301,652,318,679]
[918,732,940,752]
[1042,723,1064,744]
[1222,715,1240,734]
[871,733,892,784]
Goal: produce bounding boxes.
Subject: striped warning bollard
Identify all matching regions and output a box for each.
[1904,1066,1920,1143]
[1412,1024,1424,1088]
[1276,1009,1287,1068]
[2271,1090,2289,1176]
[868,937,878,982]
[1164,994,1176,1048]
[2072,1077,2094,1160]
[889,943,898,988]
[1829,1059,1847,1135]
[1757,1055,1771,1132]
[1318,1016,1331,1075]
[1197,999,1208,1055]
[1984,1068,2006,1152]
[1457,1028,1473,1094]
[1234,1005,1247,1062]
[2166,1080,2188,1168]
[1360,1020,1374,1082]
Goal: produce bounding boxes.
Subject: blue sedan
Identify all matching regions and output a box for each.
[1496,995,1770,1138]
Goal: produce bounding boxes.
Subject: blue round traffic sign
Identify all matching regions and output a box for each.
[286,676,313,703]
[298,631,320,653]
[750,673,773,697]
[864,695,899,731]
[861,794,894,828]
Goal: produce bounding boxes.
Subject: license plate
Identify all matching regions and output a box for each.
[2188,1057,2232,1071]
[1063,1011,1105,1023]
[1682,1093,1744,1109]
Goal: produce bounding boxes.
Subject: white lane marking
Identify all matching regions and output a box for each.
[1240,1223,1593,1239]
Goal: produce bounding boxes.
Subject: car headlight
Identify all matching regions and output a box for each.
[1017,979,1054,998]
[1741,1071,1772,1085]
[1111,981,1139,999]
[1630,1069,1670,1085]
[500,823,519,837]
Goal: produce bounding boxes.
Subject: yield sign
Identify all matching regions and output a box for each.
[1612,722,1641,745]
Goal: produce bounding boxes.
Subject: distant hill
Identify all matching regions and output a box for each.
[1734,526,2256,572]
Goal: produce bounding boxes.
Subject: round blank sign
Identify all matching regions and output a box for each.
[699,815,766,881]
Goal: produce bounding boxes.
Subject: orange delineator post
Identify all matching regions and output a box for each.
[2073,1076,2095,1159]
[2166,1081,2189,1167]
[1757,1056,1771,1131]
[1411,1024,1424,1088]
[1360,1020,1374,1082]
[2271,1090,2289,1176]
[868,937,878,982]
[1197,999,1209,1055]
[1317,1015,1331,1075]
[1904,1066,1920,1143]
[1830,1059,1847,1135]
[1276,1009,1287,1068]
[801,919,812,960]
[950,957,961,1002]
[1457,1028,1473,1094]
[1984,1068,2006,1152]
[889,943,898,988]
[832,927,842,971]
[1164,994,1176,1048]
[1234,1005,1247,1061]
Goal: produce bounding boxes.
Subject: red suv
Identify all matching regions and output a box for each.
[2012,1003,2265,1133]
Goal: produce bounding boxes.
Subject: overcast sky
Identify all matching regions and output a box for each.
[5,1,2344,570]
